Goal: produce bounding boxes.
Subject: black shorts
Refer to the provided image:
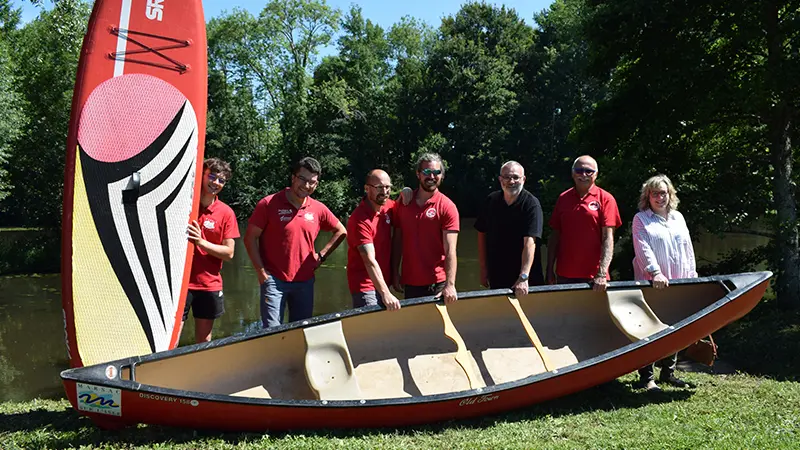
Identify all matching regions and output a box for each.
[182,290,225,321]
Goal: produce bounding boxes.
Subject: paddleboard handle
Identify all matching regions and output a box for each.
[122,172,141,204]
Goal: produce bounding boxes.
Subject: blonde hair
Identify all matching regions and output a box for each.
[638,174,679,212]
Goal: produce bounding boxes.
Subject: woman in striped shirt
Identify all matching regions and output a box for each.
[632,174,697,392]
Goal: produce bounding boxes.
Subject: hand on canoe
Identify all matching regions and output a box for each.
[652,273,670,289]
[592,275,608,292]
[512,278,528,298]
[442,282,458,304]
[382,291,402,311]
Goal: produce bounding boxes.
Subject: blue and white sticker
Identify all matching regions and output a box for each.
[76,383,122,416]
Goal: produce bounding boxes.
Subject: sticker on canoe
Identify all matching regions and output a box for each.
[77,383,122,416]
[139,392,199,406]
[458,393,500,407]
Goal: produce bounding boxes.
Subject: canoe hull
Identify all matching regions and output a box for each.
[62,272,771,430]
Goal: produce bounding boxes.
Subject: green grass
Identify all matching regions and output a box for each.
[2,303,799,449]
[2,373,799,449]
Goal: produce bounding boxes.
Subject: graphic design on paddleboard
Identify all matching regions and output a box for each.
[75,73,197,355]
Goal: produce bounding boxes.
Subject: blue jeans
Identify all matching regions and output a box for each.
[260,277,315,328]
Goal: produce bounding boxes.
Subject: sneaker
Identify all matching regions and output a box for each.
[634,379,661,392]
[659,375,689,388]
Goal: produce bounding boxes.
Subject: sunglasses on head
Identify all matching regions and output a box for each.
[208,173,227,184]
[420,168,442,176]
[573,168,596,176]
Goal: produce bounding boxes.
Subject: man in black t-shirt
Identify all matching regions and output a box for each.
[475,161,544,297]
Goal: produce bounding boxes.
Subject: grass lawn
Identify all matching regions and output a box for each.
[2,304,799,449]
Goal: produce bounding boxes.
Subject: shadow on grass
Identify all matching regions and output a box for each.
[715,300,800,382]
[1,379,693,447]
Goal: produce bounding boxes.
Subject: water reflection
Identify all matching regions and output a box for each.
[0,219,767,402]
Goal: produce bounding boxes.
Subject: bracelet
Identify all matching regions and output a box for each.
[318,252,327,262]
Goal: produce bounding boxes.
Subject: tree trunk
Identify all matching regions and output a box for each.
[770,111,800,309]
[765,0,800,309]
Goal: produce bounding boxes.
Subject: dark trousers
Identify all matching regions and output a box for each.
[639,353,678,381]
[404,281,446,300]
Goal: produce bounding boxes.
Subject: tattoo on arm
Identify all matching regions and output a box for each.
[598,228,613,276]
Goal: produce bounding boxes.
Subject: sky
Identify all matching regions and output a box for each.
[13,0,555,29]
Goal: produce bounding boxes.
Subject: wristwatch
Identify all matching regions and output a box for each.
[519,273,529,282]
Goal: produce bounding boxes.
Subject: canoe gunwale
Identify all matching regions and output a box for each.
[61,271,772,409]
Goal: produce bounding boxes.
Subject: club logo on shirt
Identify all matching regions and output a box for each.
[278,208,294,222]
[588,201,600,211]
[304,212,315,222]
[425,207,437,219]
[385,214,391,224]
[202,219,216,230]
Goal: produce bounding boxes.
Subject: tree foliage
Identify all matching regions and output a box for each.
[3,0,799,309]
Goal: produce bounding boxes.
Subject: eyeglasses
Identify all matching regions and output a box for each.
[208,173,227,184]
[293,173,319,187]
[367,184,392,191]
[500,175,523,182]
[573,168,596,176]
[420,168,442,176]
[650,191,669,198]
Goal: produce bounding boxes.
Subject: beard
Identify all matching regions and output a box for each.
[374,194,388,205]
[420,178,440,192]
[503,184,523,196]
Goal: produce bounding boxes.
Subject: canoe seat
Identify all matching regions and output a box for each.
[303,321,362,401]
[607,289,668,341]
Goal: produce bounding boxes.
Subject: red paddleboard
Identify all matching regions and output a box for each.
[61,0,207,369]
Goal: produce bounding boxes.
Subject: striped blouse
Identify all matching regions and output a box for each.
[632,209,697,280]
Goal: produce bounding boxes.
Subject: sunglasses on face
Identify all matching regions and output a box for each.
[573,168,596,176]
[420,168,442,176]
[208,173,227,184]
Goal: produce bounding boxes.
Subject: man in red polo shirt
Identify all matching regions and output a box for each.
[346,169,402,310]
[180,158,240,343]
[244,157,347,327]
[391,153,460,303]
[546,155,622,291]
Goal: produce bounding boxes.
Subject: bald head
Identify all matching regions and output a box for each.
[572,155,598,172]
[366,169,389,185]
[500,160,525,177]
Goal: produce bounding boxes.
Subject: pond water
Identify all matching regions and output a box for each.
[0,219,768,403]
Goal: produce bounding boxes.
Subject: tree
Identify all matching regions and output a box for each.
[2,0,89,227]
[580,0,800,307]
[425,2,534,214]
[0,0,25,204]
[204,0,341,212]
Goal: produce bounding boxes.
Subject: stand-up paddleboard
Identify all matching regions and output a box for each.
[61,0,207,369]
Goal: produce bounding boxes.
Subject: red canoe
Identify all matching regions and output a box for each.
[61,272,771,431]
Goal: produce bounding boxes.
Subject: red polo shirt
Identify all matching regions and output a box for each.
[189,199,240,290]
[549,185,622,279]
[346,198,395,294]
[394,190,460,286]
[248,188,339,282]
